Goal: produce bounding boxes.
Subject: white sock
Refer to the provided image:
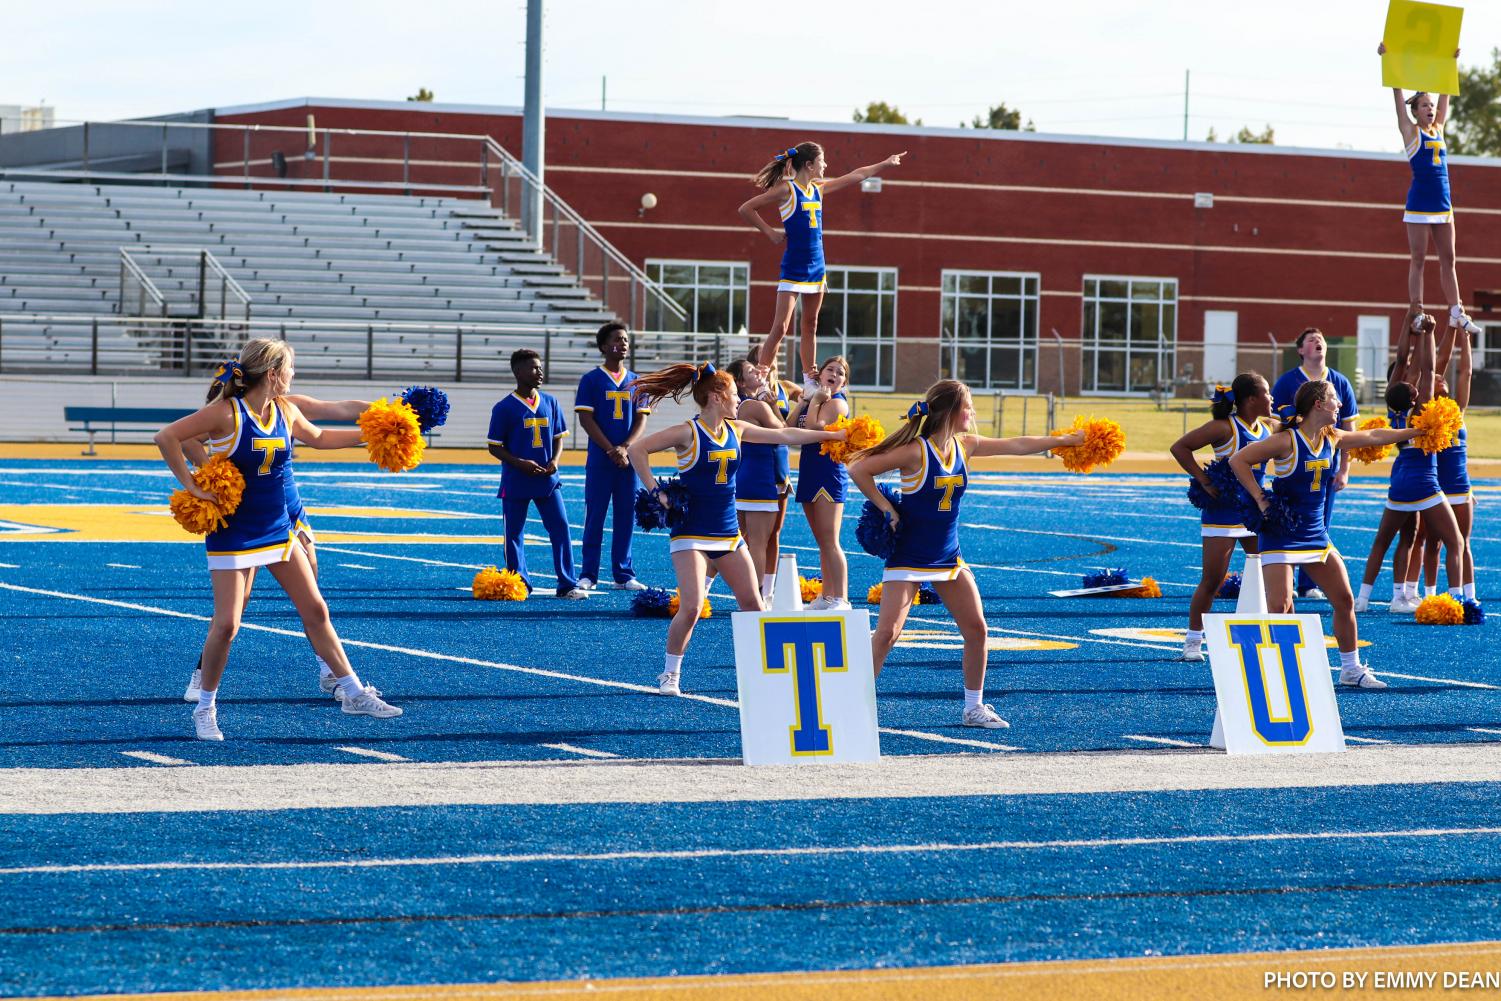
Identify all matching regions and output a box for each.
[762,573,775,593]
[197,688,216,710]
[1464,582,1477,600]
[1357,583,1373,602]
[1184,629,1204,650]
[1339,649,1360,673]
[1391,583,1404,601]
[1450,587,1464,600]
[1451,303,1465,319]
[963,687,982,710]
[335,673,364,700]
[664,652,684,676]
[1403,581,1419,600]
[316,655,333,679]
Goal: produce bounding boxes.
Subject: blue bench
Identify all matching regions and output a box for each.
[64,406,438,456]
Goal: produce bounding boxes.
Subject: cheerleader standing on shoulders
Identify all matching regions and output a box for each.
[1230,380,1419,690]
[155,339,401,740]
[848,380,1083,729]
[1168,373,1273,662]
[791,356,855,609]
[628,362,844,696]
[725,358,790,601]
[737,142,904,392]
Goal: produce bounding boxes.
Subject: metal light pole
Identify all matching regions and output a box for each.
[522,0,545,243]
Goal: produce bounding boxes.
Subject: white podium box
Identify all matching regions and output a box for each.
[731,609,881,766]
[1202,611,1346,755]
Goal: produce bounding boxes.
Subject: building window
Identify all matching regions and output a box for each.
[1081,276,1178,394]
[939,271,1040,390]
[645,260,749,333]
[813,266,897,389]
[1475,323,1501,371]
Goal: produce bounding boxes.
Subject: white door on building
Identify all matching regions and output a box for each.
[1202,311,1238,384]
[1356,315,1390,405]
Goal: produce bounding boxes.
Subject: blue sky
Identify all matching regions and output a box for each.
[4,1,1498,152]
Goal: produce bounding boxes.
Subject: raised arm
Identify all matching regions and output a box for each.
[1455,327,1472,411]
[820,152,907,195]
[1391,311,1417,386]
[286,402,363,450]
[1230,431,1293,507]
[1335,424,1419,452]
[963,430,1081,459]
[1380,43,1419,145]
[627,422,694,494]
[285,394,368,423]
[1169,418,1234,492]
[735,418,842,447]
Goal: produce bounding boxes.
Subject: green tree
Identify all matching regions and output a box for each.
[407,88,435,103]
[1205,126,1220,142]
[853,101,920,126]
[1232,123,1275,144]
[963,103,1035,131]
[1448,48,1501,156]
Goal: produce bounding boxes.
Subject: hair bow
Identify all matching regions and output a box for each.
[693,362,716,382]
[212,359,243,386]
[775,146,798,161]
[907,400,930,421]
[1211,384,1235,406]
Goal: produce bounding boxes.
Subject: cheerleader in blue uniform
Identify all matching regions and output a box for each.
[791,356,854,608]
[628,363,844,696]
[1378,41,1482,336]
[1418,325,1476,601]
[849,380,1083,729]
[1168,372,1274,662]
[726,358,790,601]
[156,339,401,740]
[738,142,905,391]
[1355,313,1467,612]
[1231,381,1419,690]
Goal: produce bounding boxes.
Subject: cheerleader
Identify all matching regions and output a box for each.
[1167,373,1274,662]
[1355,313,1466,611]
[849,380,1082,728]
[737,142,905,391]
[155,339,401,740]
[1230,380,1420,690]
[1379,42,1482,337]
[725,358,790,601]
[791,356,853,608]
[628,362,844,696]
[1418,325,1476,600]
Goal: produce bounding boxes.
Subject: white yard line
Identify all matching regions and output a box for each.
[333,746,411,763]
[540,743,620,759]
[118,751,193,767]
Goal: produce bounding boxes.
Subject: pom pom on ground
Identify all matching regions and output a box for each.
[169,453,247,535]
[634,477,690,532]
[359,397,425,472]
[1082,568,1128,589]
[1415,593,1464,625]
[1217,572,1242,600]
[1462,598,1486,625]
[819,413,886,465]
[472,566,527,601]
[668,592,712,620]
[1105,576,1162,599]
[1052,416,1126,474]
[916,583,942,605]
[856,484,903,558]
[399,385,451,432]
[1347,416,1393,464]
[630,586,676,618]
[1411,396,1464,454]
[1186,458,1244,511]
[800,575,823,604]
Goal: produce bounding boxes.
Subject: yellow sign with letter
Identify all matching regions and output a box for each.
[1382,0,1463,95]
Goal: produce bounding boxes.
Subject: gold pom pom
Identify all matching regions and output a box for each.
[799,575,823,604]
[169,453,247,535]
[866,582,883,604]
[1415,593,1464,625]
[667,592,712,619]
[1051,416,1126,474]
[819,413,886,465]
[1107,576,1163,598]
[472,566,528,600]
[359,397,425,473]
[1347,416,1393,464]
[1410,396,1463,454]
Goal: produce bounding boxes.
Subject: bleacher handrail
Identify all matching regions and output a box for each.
[116,250,166,318]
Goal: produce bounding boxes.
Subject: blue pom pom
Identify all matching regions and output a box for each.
[399,385,450,431]
[917,583,941,606]
[1082,567,1129,589]
[856,483,903,558]
[1463,598,1486,625]
[1243,493,1308,535]
[1217,572,1242,600]
[634,477,690,532]
[630,586,676,618]
[1187,458,1246,511]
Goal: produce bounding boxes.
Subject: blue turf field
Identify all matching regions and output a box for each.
[2,459,1500,995]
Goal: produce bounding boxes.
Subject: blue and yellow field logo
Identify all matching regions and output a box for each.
[758,617,849,756]
[1224,620,1313,746]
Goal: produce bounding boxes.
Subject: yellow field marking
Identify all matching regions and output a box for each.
[896,629,1077,652]
[0,505,497,545]
[36,940,1501,1000]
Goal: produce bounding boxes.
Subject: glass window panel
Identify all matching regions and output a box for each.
[959,274,988,295]
[1099,301,1129,342]
[1101,279,1128,300]
[1095,348,1126,391]
[846,342,878,387]
[880,271,896,292]
[698,265,731,286]
[942,272,957,293]
[990,297,1022,341]
[1129,351,1161,391]
[696,289,729,333]
[957,298,989,340]
[1162,282,1178,303]
[1131,303,1161,346]
[844,294,879,340]
[661,264,696,286]
[1130,281,1162,301]
[992,275,1022,297]
[992,346,1020,389]
[845,270,879,291]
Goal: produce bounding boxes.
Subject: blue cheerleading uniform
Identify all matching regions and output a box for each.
[1404,125,1452,224]
[284,468,314,543]
[487,390,578,595]
[1202,416,1272,539]
[885,437,969,583]
[575,365,649,585]
[735,393,791,513]
[1385,408,1444,512]
[1259,429,1338,565]
[795,392,848,504]
[777,180,826,294]
[204,397,297,570]
[669,417,744,556]
[1438,421,1471,505]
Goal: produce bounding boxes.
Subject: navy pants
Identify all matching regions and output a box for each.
[580,452,638,585]
[503,489,578,595]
